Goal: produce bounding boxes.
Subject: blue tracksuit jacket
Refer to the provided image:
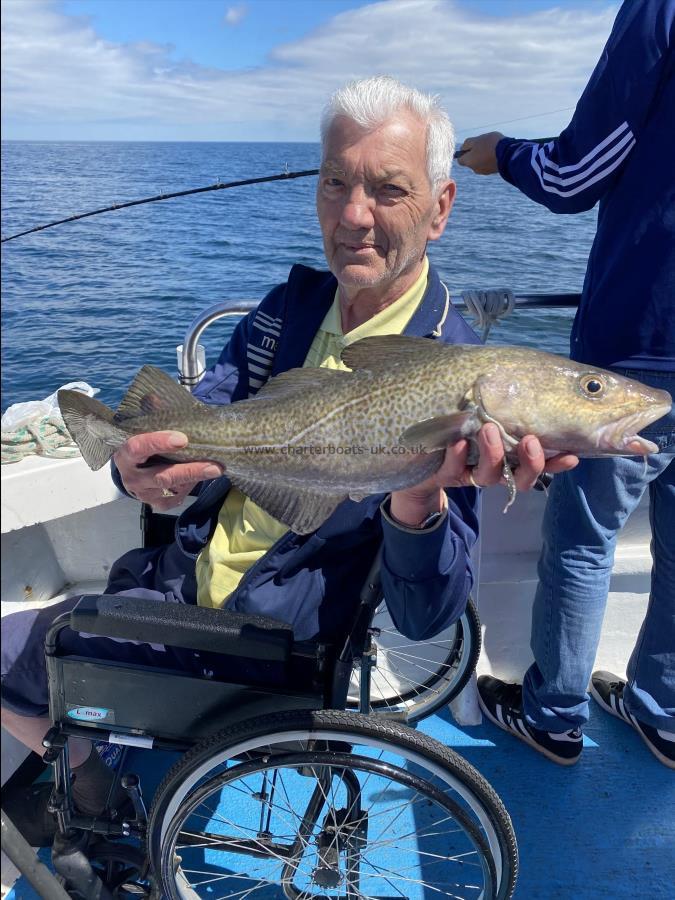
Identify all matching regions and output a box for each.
[496,0,675,372]
[110,262,481,643]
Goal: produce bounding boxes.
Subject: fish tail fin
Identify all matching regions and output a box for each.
[58,390,127,470]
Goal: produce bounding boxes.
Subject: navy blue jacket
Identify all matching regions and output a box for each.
[111,262,481,643]
[496,0,675,372]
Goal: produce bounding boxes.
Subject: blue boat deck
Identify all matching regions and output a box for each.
[422,709,675,899]
[6,708,674,899]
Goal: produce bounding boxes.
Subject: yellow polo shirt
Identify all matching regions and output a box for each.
[196,258,429,609]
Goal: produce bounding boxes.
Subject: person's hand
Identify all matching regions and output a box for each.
[389,423,578,526]
[113,431,224,511]
[456,132,504,175]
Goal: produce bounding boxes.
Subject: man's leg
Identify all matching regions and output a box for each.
[625,459,675,729]
[524,454,665,729]
[478,453,659,763]
[1,708,91,765]
[2,705,130,819]
[524,461,619,731]
[589,457,675,767]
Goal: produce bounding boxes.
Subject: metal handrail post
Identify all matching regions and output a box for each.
[1,812,71,900]
[179,300,259,389]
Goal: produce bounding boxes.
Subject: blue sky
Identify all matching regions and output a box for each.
[2,0,619,141]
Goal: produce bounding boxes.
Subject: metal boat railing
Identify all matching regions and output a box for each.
[178,292,581,388]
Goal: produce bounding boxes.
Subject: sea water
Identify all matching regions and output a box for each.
[1,140,596,411]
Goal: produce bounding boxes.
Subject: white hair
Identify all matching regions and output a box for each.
[320,75,455,191]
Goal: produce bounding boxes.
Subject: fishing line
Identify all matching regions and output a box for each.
[455,106,574,136]
[1,107,571,243]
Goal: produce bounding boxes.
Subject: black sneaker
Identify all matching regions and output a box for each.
[477,675,583,766]
[590,670,675,770]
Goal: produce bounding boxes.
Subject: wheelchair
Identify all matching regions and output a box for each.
[38,534,517,900]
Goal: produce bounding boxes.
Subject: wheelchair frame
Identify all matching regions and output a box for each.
[36,549,517,900]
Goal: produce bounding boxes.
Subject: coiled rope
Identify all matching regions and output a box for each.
[1,417,80,464]
[461,288,516,342]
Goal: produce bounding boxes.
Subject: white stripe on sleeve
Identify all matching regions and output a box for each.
[530,136,635,198]
[536,128,635,188]
[538,121,630,175]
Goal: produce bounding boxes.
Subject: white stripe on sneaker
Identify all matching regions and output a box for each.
[546,731,581,743]
[513,719,530,740]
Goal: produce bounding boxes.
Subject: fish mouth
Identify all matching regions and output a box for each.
[594,402,671,455]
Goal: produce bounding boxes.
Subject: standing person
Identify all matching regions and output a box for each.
[458,0,675,767]
[2,75,574,844]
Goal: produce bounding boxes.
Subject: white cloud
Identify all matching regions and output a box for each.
[1,0,619,141]
[224,4,248,26]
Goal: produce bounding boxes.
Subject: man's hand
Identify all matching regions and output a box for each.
[456,132,504,175]
[389,423,579,527]
[113,431,224,511]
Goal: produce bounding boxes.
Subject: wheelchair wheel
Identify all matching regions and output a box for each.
[347,597,481,722]
[148,709,517,900]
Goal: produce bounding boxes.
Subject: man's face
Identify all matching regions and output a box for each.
[316,111,455,296]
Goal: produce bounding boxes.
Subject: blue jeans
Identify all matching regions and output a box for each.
[523,369,675,734]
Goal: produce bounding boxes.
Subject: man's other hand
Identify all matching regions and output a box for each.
[113,431,224,511]
[389,424,579,527]
[456,132,504,175]
[437,424,579,492]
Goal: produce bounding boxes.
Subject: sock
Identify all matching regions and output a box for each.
[71,747,125,816]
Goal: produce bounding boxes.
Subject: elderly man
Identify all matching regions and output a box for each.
[1,76,575,841]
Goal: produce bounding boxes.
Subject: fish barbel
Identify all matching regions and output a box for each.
[58,335,671,534]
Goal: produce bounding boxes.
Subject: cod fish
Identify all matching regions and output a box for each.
[58,335,671,534]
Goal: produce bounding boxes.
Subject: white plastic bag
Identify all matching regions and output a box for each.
[1,382,99,432]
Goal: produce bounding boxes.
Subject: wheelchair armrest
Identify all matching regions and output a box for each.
[69,594,294,662]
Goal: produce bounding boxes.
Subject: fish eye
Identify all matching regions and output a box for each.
[580,374,605,396]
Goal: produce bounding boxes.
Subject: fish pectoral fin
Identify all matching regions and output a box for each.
[253,367,352,402]
[400,412,477,452]
[227,472,347,535]
[341,335,451,370]
[115,366,203,422]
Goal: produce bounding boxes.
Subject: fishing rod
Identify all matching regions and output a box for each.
[1,138,556,243]
[454,136,555,159]
[0,168,320,243]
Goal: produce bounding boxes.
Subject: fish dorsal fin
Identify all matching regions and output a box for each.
[115,365,202,421]
[253,366,354,402]
[400,411,479,452]
[341,335,452,371]
[227,470,347,534]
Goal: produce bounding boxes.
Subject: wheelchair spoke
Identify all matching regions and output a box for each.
[344,601,481,723]
[162,752,496,899]
[364,862,483,899]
